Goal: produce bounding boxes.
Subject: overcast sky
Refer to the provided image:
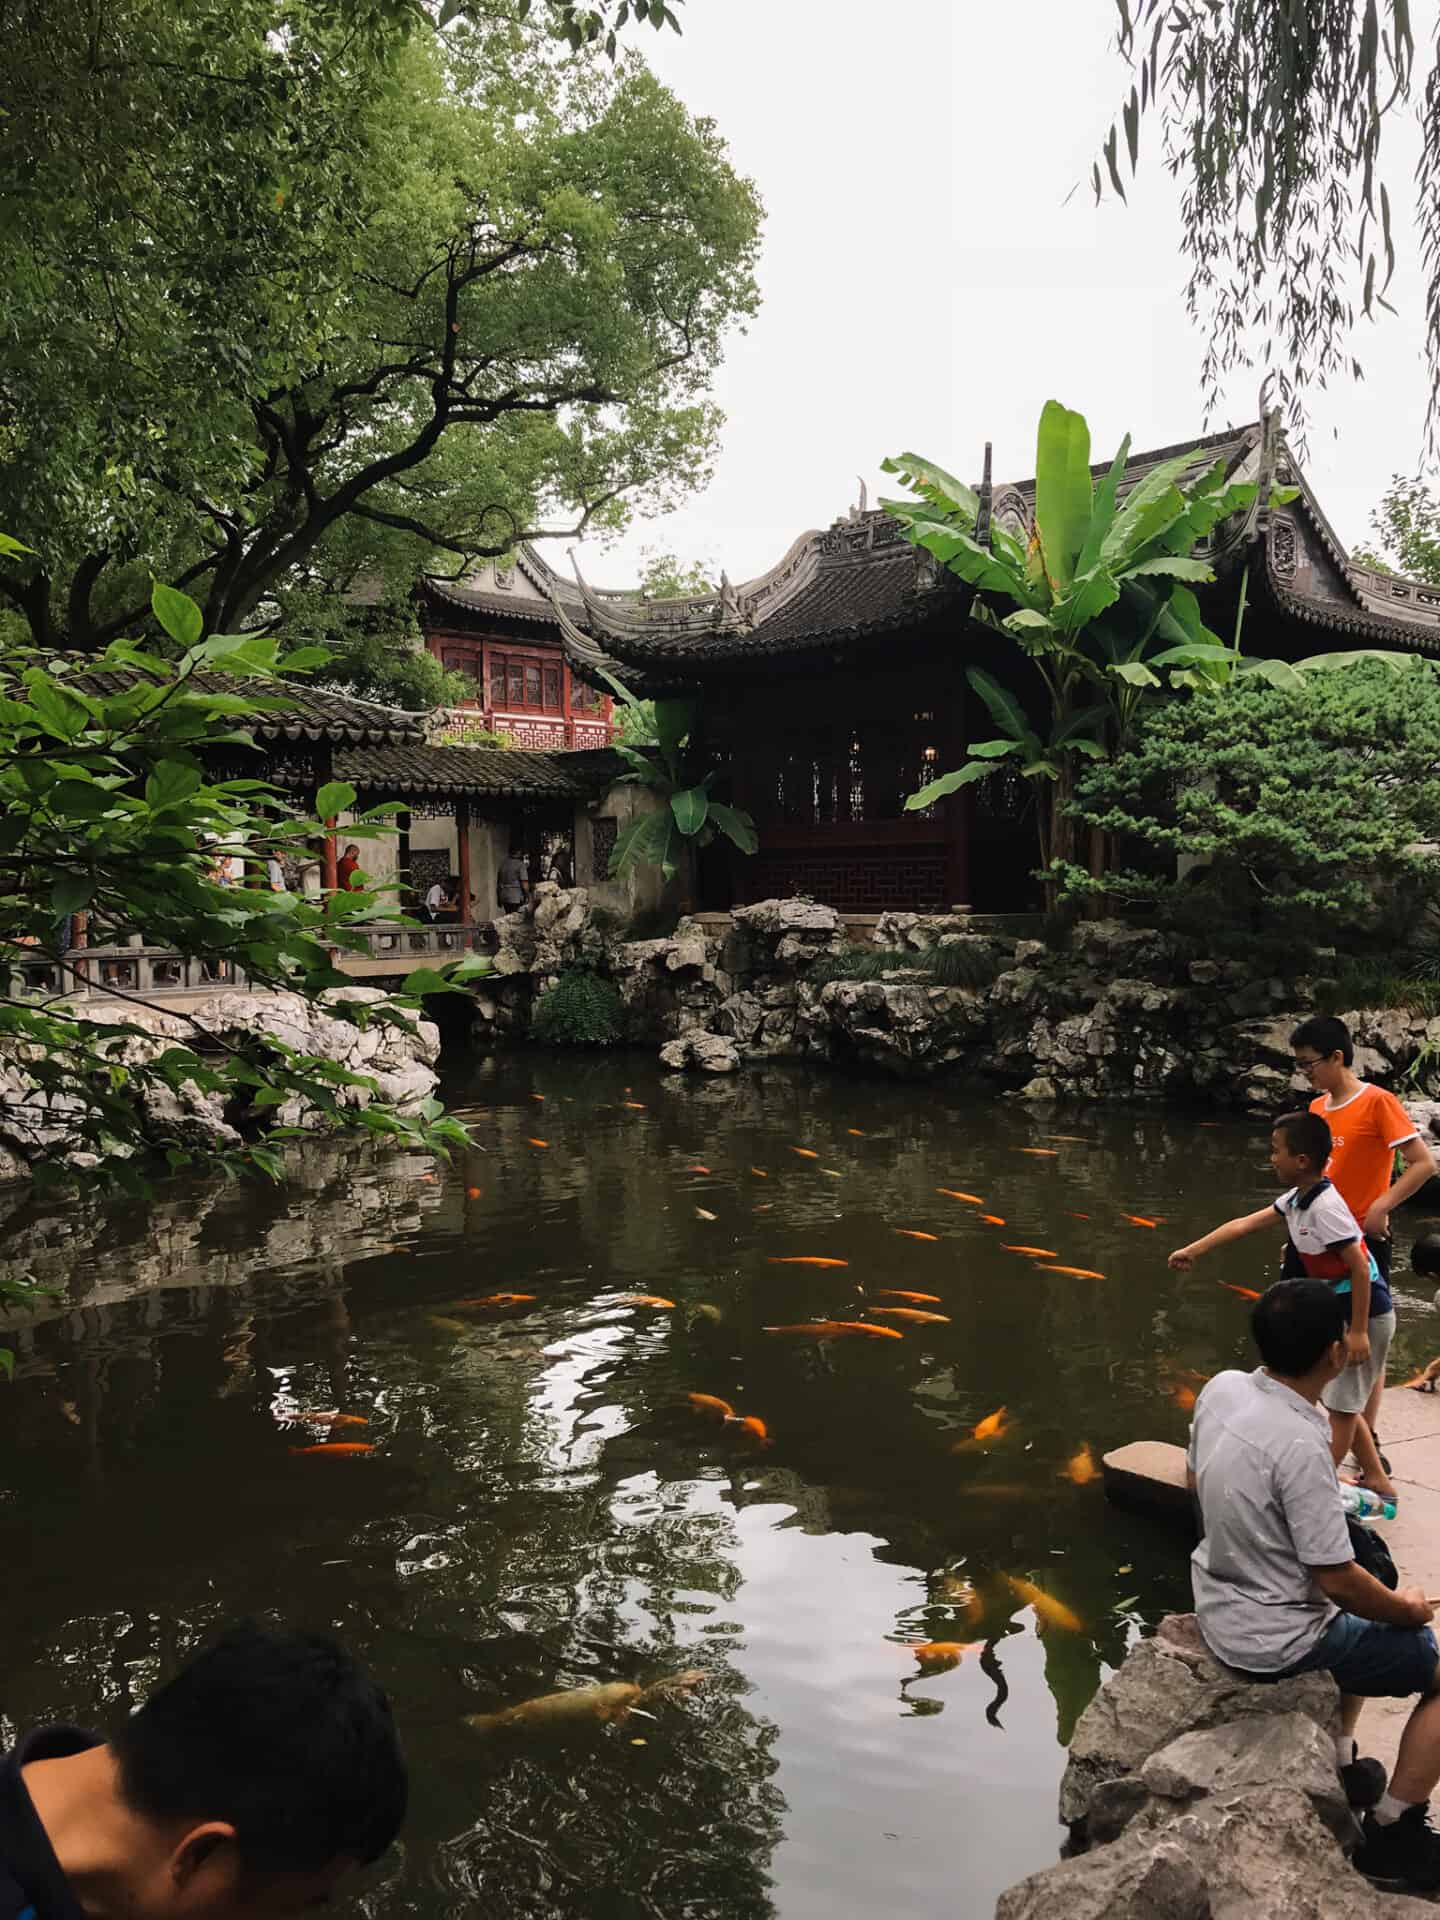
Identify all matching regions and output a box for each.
[573,0,1436,589]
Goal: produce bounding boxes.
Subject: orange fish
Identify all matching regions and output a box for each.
[421,1173,436,1182]
[1001,1245,1058,1258]
[289,1443,375,1457]
[767,1256,850,1269]
[454,1293,536,1308]
[978,1214,1006,1226]
[894,1229,939,1242]
[911,1641,978,1671]
[726,1414,771,1446]
[936,1189,984,1204]
[531,1093,545,1101]
[1221,1282,1261,1301]
[847,1128,866,1136]
[874,1289,942,1304]
[791,1147,819,1159]
[695,1207,718,1221]
[1122,1214,1161,1229]
[1039,1265,1107,1280]
[971,1405,1008,1443]
[763,1320,903,1341]
[1015,1148,1059,1157]
[1007,1575,1083,1634]
[527,1138,549,1148]
[616,1294,675,1309]
[1066,1211,1091,1220]
[622,1101,646,1110]
[1061,1442,1100,1486]
[466,1186,482,1199]
[685,1392,735,1421]
[751,1167,769,1178]
[753,1203,773,1212]
[1171,1384,1198,1413]
[868,1307,950,1325]
[688,1165,712,1175]
[1044,1135,1088,1143]
[293,1412,369,1428]
[820,1168,843,1178]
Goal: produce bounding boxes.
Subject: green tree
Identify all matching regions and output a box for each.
[1096,1,1429,427]
[881,401,1274,897]
[0,2,761,650]
[637,546,718,599]
[1060,660,1440,944]
[1353,475,1440,582]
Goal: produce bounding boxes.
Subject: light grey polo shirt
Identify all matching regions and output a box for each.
[1188,1367,1351,1672]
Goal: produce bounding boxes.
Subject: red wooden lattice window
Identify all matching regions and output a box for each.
[488,650,566,714]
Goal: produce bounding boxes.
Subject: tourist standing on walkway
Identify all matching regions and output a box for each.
[1186,1280,1440,1892]
[497,844,530,912]
[0,1620,407,1920]
[1291,1015,1434,1463]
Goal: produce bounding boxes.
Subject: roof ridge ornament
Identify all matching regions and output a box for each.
[974,441,993,551]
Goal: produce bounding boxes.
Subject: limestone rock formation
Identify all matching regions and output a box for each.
[659,1031,739,1073]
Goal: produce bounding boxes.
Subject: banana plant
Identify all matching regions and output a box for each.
[599,671,758,880]
[881,400,1297,892]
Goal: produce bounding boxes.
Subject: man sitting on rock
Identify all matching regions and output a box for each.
[1188,1278,1440,1892]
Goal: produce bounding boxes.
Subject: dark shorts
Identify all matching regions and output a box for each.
[1284,1611,1439,1697]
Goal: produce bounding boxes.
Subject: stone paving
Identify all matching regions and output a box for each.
[1355,1381,1440,1775]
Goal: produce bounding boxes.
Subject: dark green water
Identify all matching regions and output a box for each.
[2,1057,1436,1919]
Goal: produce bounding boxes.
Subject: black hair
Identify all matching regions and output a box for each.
[1290,1014,1354,1067]
[112,1622,406,1874]
[1273,1109,1333,1169]
[1252,1278,1348,1376]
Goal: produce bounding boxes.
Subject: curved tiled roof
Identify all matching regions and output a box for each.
[67,668,424,744]
[334,743,625,799]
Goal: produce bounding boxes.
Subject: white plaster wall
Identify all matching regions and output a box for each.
[576,782,689,919]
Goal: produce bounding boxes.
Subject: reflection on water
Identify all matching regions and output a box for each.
[2,1057,1436,1918]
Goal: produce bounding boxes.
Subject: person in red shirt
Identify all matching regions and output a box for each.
[334,843,362,892]
[1291,1015,1436,1460]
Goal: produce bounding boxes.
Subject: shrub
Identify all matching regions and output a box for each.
[809,943,1002,989]
[531,971,625,1047]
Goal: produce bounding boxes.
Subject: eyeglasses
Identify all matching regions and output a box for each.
[1295,1055,1334,1073]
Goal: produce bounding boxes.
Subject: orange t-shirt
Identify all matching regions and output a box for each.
[1309,1083,1419,1224]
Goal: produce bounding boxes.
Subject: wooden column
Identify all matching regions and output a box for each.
[322,824,338,892]
[398,809,412,902]
[456,798,472,930]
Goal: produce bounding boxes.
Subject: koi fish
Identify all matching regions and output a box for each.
[1039,1264,1107,1280]
[466,1186,482,1199]
[726,1414,771,1446]
[868,1307,950,1325]
[1066,1211,1091,1220]
[820,1168,844,1178]
[1044,1135,1089,1143]
[1007,1575,1083,1634]
[1015,1148,1059,1157]
[791,1147,819,1159]
[428,1315,469,1335]
[695,1207,718,1222]
[1221,1283,1262,1301]
[464,1671,707,1737]
[530,1093,545,1102]
[1001,1245,1058,1258]
[762,1320,903,1341]
[978,1214,1006,1226]
[754,1203,773,1212]
[1171,1384,1198,1413]
[622,1101,646,1110]
[615,1294,675,1309]
[1403,1358,1440,1392]
[453,1293,536,1308]
[971,1406,1008,1443]
[289,1442,375,1457]
[685,1393,734,1421]
[688,1166,712,1175]
[421,1173,436,1183]
[847,1128,866,1136]
[874,1289,942,1304]
[936,1189,984,1204]
[292,1411,369,1428]
[1122,1214,1162,1229]
[1061,1442,1100,1486]
[751,1167,769,1178]
[767,1256,850,1268]
[911,1641,979,1672]
[894,1229,939,1242]
[527,1138,549,1148]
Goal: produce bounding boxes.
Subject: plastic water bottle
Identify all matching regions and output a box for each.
[1340,1484,1397,1521]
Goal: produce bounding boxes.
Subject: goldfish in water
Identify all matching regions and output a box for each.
[1044,1135,1089,1143]
[820,1168,843,1178]
[1172,1384,1198,1413]
[1066,1211,1091,1220]
[874,1289,942,1304]
[1403,1358,1440,1392]
[978,1214,1007,1226]
[1007,1575,1083,1634]
[421,1173,436,1183]
[847,1128,866,1136]
[971,1405,1009,1443]
[1222,1282,1262,1302]
[1061,1442,1100,1486]
[289,1442,375,1457]
[685,1392,734,1421]
[428,1315,469,1335]
[527,1137,549,1148]
[1122,1214,1162,1229]
[767,1255,850,1268]
[754,1202,774,1212]
[1000,1245,1058,1258]
[763,1320,903,1341]
[1039,1264,1107,1280]
[466,1186,482,1199]
[868,1307,950,1325]
[936,1189,984,1204]
[454,1293,536,1309]
[622,1101,647,1110]
[911,1641,979,1672]
[791,1147,819,1159]
[1015,1148,1059,1157]
[464,1671,706,1738]
[293,1411,369,1428]
[615,1294,676,1309]
[726,1414,771,1446]
[894,1229,939,1242]
[695,1207,718,1222]
[751,1167,769,1178]
[688,1165,712,1175]
[530,1093,545,1102]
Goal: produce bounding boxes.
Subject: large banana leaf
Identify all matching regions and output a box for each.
[1100,449,1205,566]
[967,665,1033,742]
[670,786,709,835]
[879,452,980,522]
[609,808,682,880]
[1076,435,1132,576]
[1124,555,1216,583]
[654,698,696,760]
[904,760,997,809]
[1034,401,1093,591]
[708,801,759,853]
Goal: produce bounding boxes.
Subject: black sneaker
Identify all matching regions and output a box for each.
[1340,1755,1387,1809]
[1355,1804,1440,1891]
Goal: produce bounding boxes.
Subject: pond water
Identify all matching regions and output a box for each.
[2,1057,1437,1920]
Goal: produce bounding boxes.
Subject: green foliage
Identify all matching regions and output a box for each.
[615,699,659,747]
[602,681,758,879]
[0,3,761,650]
[0,576,475,1194]
[1322,967,1440,1023]
[1060,661,1440,943]
[1355,476,1440,583]
[810,943,1002,989]
[637,546,717,599]
[1096,1,1424,428]
[530,969,625,1045]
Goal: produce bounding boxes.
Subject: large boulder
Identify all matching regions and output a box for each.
[659,1032,739,1074]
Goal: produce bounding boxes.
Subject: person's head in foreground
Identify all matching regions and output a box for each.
[1250,1274,1348,1385]
[1269,1108,1334,1190]
[21,1622,406,1920]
